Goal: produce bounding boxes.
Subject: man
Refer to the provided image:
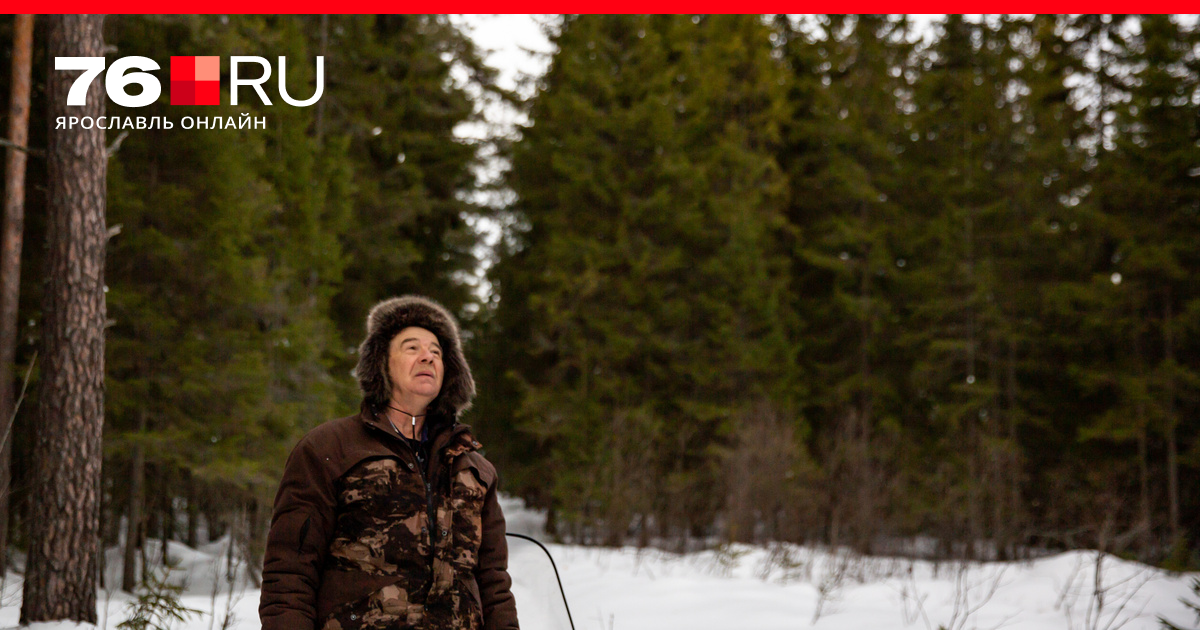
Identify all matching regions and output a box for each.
[260,295,519,630]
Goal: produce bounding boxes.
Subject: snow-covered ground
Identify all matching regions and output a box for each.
[2,496,1196,630]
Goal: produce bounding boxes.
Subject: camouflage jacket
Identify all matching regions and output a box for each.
[260,412,519,630]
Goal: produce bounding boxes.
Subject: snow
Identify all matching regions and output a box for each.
[1,497,1196,630]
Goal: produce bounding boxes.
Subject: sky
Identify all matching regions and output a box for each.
[452,15,555,102]
[443,15,556,305]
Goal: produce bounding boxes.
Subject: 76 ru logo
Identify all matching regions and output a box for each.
[54,56,324,107]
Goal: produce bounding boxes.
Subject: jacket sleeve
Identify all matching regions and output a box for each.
[476,478,519,630]
[259,435,338,630]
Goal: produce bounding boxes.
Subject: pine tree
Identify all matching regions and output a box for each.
[0,11,34,577]
[102,16,353,582]
[895,15,1045,556]
[493,15,800,546]
[1087,15,1200,559]
[992,15,1094,558]
[775,14,914,551]
[318,15,493,342]
[22,14,106,624]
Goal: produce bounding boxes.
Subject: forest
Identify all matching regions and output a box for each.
[0,16,1197,611]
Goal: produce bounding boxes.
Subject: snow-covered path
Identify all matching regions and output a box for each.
[2,498,1196,630]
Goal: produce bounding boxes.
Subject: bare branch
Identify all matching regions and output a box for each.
[106,130,129,159]
[0,137,43,158]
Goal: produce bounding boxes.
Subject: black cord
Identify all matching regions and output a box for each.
[505,532,576,630]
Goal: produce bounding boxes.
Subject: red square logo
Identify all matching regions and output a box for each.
[170,56,194,81]
[171,56,219,106]
[170,80,195,105]
[194,80,219,106]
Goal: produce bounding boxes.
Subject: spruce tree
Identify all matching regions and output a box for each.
[896,15,1038,555]
[494,15,800,545]
[776,14,914,551]
[103,16,353,578]
[1087,15,1200,559]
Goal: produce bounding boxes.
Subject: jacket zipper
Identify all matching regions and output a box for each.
[367,415,466,545]
[405,432,437,541]
[385,420,437,542]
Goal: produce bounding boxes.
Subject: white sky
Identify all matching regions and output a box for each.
[452,15,556,99]
[449,14,555,147]
[447,15,555,306]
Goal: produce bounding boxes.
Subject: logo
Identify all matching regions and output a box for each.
[54,56,324,108]
[170,56,220,106]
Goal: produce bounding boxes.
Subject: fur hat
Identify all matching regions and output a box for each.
[355,295,475,418]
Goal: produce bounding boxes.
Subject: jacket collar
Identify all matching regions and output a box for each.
[359,409,480,458]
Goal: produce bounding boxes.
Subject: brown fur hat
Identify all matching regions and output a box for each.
[355,295,475,418]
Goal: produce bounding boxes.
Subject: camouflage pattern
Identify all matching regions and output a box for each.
[320,430,487,630]
[321,583,425,630]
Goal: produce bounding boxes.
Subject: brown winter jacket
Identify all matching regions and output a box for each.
[259,411,518,630]
[261,295,518,630]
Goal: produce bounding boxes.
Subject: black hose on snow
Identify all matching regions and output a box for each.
[505,532,576,630]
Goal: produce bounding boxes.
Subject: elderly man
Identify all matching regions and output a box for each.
[260,296,519,630]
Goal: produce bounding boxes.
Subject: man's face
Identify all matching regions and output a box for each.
[387,326,444,403]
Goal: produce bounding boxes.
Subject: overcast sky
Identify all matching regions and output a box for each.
[452,15,555,97]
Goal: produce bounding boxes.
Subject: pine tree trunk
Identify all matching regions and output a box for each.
[1134,323,1152,556]
[988,339,1003,559]
[20,14,106,625]
[122,414,145,592]
[1005,335,1019,559]
[160,467,172,565]
[1163,289,1180,546]
[186,470,199,548]
[248,497,264,586]
[97,480,107,590]
[0,13,34,577]
[857,199,875,554]
[964,191,980,559]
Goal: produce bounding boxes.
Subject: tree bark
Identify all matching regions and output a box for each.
[1005,335,1019,559]
[186,469,199,548]
[856,199,875,554]
[1134,319,1151,556]
[160,466,172,565]
[1163,288,1180,546]
[21,14,106,624]
[122,413,145,592]
[0,13,35,577]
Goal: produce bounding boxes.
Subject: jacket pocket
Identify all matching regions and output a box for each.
[458,582,485,630]
[465,575,483,617]
[338,457,398,508]
[447,465,488,570]
[317,571,415,629]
